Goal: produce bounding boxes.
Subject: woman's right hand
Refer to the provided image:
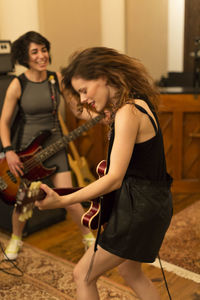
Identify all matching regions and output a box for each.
[5,151,24,177]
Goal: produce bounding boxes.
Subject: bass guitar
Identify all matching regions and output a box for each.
[0,114,103,205]
[81,160,115,230]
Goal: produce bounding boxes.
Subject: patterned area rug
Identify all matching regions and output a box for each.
[0,232,137,300]
[159,200,200,276]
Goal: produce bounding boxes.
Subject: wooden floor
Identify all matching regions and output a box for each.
[24,193,200,300]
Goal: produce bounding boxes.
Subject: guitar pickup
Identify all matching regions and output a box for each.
[6,170,17,183]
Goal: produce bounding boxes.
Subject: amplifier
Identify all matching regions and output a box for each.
[0,40,14,74]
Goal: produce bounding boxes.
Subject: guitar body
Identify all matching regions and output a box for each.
[0,114,103,206]
[0,130,56,205]
[81,160,115,230]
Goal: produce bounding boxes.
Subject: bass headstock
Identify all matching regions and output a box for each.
[15,181,45,218]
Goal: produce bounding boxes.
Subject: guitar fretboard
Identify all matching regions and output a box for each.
[24,114,104,169]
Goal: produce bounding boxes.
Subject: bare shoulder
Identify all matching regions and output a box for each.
[134,99,153,113]
[115,104,140,133]
[6,77,21,99]
[115,103,139,121]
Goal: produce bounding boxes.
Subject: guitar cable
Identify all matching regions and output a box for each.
[157,253,172,300]
[0,241,23,277]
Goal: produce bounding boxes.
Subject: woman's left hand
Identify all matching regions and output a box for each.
[35,183,63,210]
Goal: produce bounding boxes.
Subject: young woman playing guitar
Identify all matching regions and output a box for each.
[35,47,173,300]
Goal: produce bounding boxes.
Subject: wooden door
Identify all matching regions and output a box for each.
[184,0,200,73]
[159,93,200,193]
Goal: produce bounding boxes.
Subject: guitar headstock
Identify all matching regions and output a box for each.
[16,181,45,217]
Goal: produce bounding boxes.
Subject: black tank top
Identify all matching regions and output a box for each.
[107,100,168,182]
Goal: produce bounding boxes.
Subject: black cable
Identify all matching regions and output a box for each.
[0,242,23,277]
[157,254,172,300]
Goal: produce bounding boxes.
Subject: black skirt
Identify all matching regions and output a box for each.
[98,176,173,263]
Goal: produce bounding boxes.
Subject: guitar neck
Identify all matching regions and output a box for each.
[58,113,82,162]
[33,114,103,164]
[16,187,81,212]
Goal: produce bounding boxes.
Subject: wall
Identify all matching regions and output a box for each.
[126,0,168,80]
[38,0,101,72]
[168,0,185,72]
[0,0,40,75]
[0,0,185,80]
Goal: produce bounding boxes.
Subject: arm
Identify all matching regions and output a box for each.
[0,78,24,176]
[36,104,139,209]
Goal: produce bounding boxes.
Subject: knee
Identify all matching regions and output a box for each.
[118,262,142,281]
[118,264,129,279]
[73,263,97,287]
[73,263,83,284]
[73,263,88,284]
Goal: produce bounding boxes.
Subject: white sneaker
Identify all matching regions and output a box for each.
[4,236,23,260]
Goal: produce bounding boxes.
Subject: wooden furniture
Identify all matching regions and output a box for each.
[159,87,200,194]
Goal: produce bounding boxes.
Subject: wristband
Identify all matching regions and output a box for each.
[3,145,14,153]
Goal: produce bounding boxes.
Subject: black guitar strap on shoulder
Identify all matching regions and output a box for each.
[18,73,27,102]
[9,74,26,151]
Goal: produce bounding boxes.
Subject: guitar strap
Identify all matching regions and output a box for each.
[47,71,61,130]
[10,74,27,151]
[13,71,60,150]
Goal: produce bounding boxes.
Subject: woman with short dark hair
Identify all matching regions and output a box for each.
[0,31,95,260]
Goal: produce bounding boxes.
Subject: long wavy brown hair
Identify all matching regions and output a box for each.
[61,47,159,116]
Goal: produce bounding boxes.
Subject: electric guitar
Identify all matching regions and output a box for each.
[16,161,114,229]
[58,112,96,187]
[0,114,103,205]
[15,181,81,221]
[81,160,115,230]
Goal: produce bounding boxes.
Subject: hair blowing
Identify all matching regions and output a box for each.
[61,47,159,112]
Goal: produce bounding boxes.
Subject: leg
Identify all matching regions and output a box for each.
[12,208,26,237]
[51,171,95,246]
[118,260,161,300]
[5,208,26,259]
[73,244,125,300]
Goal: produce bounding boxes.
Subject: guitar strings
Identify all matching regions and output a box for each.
[0,114,104,186]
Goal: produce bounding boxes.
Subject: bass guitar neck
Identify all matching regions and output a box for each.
[0,114,104,205]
